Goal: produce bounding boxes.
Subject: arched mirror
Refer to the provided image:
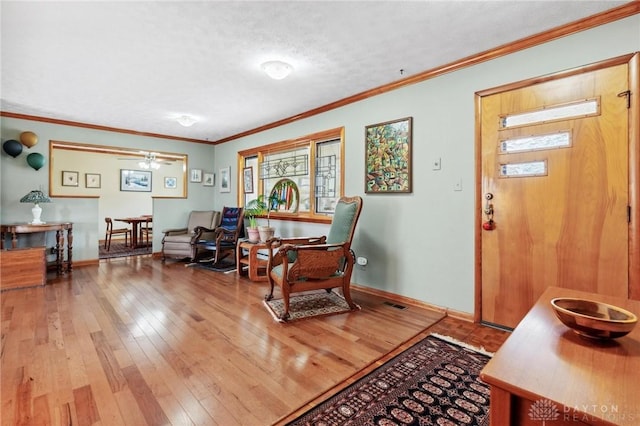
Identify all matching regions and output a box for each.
[269,178,299,213]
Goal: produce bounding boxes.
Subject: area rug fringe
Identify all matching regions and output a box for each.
[430,332,495,357]
[264,300,286,323]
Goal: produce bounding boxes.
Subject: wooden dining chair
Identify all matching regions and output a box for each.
[140,216,152,246]
[104,217,131,251]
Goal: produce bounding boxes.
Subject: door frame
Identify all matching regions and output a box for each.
[473,53,640,322]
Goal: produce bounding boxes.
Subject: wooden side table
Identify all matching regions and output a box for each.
[480,286,640,425]
[236,239,268,281]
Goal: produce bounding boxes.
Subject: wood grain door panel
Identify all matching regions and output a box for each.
[480,62,630,329]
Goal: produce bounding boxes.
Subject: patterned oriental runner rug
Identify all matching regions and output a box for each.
[286,334,493,426]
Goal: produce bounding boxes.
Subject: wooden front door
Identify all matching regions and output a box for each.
[479,58,632,329]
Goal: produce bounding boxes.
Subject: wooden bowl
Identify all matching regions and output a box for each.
[551,297,638,339]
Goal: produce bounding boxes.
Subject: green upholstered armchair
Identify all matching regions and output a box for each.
[265,196,363,321]
[161,210,221,262]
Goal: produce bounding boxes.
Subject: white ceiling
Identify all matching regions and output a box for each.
[0,1,632,143]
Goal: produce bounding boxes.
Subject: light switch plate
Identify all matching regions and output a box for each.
[432,157,441,170]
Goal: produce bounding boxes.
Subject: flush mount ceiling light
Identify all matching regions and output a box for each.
[261,60,293,80]
[176,115,197,127]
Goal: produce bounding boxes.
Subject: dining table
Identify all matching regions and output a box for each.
[115,216,152,249]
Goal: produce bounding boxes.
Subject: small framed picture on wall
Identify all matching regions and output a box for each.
[203,172,214,187]
[243,167,253,193]
[164,177,177,189]
[190,169,202,183]
[85,173,101,188]
[120,169,152,192]
[62,170,79,187]
[219,167,231,193]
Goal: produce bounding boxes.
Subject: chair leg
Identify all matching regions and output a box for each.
[214,251,231,265]
[265,278,275,301]
[106,234,111,251]
[280,292,291,321]
[342,284,357,310]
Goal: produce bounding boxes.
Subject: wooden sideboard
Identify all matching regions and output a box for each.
[1,222,73,275]
[480,287,640,425]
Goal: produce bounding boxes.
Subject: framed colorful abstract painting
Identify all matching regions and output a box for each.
[365,117,412,193]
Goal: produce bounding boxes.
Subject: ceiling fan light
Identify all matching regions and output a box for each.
[176,115,197,127]
[261,60,293,80]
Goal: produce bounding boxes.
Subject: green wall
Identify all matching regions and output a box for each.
[211,15,640,314]
[1,119,215,260]
[2,14,638,316]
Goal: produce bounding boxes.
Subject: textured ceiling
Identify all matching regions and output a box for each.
[0,1,632,143]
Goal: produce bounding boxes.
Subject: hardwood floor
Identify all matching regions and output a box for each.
[1,256,509,425]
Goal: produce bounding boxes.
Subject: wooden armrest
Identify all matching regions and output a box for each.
[162,227,188,235]
[266,236,327,268]
[193,226,216,233]
[269,236,326,245]
[266,236,326,251]
[280,242,347,253]
[193,226,219,239]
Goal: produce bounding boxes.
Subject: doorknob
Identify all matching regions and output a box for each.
[484,193,494,215]
[483,193,495,230]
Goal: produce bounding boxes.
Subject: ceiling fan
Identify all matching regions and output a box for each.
[118,151,174,170]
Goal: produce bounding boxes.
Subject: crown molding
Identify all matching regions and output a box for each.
[2,3,638,146]
[215,2,640,144]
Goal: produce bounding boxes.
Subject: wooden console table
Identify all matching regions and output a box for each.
[236,239,268,281]
[480,287,640,425]
[1,222,73,275]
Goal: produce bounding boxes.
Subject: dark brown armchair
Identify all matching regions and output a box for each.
[265,196,363,321]
[192,206,245,266]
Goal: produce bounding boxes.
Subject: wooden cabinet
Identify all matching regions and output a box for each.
[0,247,46,290]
